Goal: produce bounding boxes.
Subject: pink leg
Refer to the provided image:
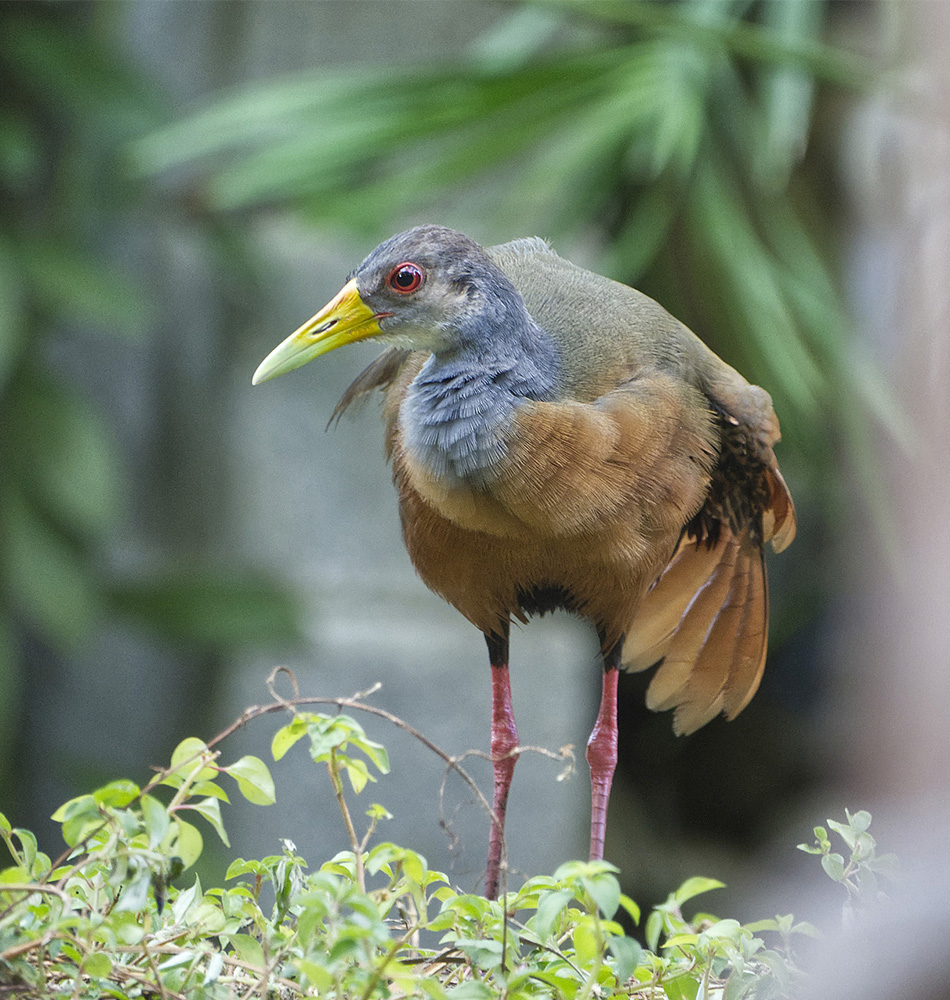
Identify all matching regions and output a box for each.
[586,654,620,862]
[485,629,518,899]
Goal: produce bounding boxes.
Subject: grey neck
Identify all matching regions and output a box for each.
[400,310,562,485]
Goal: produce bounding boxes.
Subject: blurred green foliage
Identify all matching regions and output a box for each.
[0,701,894,997]
[0,5,302,799]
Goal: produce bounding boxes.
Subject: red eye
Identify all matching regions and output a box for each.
[388,262,424,294]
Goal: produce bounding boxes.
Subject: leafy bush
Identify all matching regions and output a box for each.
[0,679,893,998]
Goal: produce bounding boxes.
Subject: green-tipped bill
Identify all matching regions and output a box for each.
[252,279,386,385]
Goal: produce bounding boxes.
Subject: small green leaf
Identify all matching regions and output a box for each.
[82,951,113,979]
[173,818,203,869]
[446,983,494,1000]
[821,853,846,881]
[229,933,265,969]
[645,908,664,952]
[674,876,725,906]
[225,756,276,805]
[608,934,643,983]
[662,972,700,1000]
[847,809,872,833]
[272,717,309,761]
[225,858,265,879]
[0,866,30,883]
[141,794,169,850]
[584,872,621,918]
[572,914,599,967]
[618,892,641,925]
[297,958,335,992]
[827,819,857,851]
[169,738,217,781]
[534,888,574,939]
[191,780,230,803]
[187,797,230,847]
[92,780,140,809]
[342,755,371,794]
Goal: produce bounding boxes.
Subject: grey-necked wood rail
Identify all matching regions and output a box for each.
[253,225,796,898]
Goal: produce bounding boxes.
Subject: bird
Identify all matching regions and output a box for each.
[252,225,796,898]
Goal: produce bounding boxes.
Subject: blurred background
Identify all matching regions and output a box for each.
[1,0,947,957]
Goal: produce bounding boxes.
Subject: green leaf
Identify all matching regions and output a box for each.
[608,934,643,983]
[225,858,265,880]
[0,866,30,883]
[645,909,665,952]
[187,797,230,847]
[173,818,203,870]
[5,371,121,540]
[662,972,700,1000]
[18,236,151,335]
[826,819,857,851]
[618,892,641,925]
[0,485,102,650]
[534,888,574,939]
[55,797,103,848]
[297,958,335,992]
[229,933,265,969]
[572,914,599,967]
[93,780,140,809]
[821,853,846,882]
[169,737,217,781]
[141,794,169,850]
[674,876,725,906]
[272,717,309,761]
[446,983,495,1000]
[342,755,372,794]
[115,863,152,913]
[584,872,621,918]
[191,780,230,803]
[224,756,276,805]
[82,951,113,979]
[0,237,25,388]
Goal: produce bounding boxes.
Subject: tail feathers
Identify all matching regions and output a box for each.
[622,529,769,736]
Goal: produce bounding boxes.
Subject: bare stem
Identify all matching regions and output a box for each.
[328,749,366,893]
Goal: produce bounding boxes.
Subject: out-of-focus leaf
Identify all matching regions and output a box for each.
[0,486,102,650]
[18,238,150,336]
[5,370,120,539]
[0,237,26,389]
[0,616,21,760]
[108,571,304,650]
[757,0,824,189]
[1,13,162,139]
[686,157,825,418]
[0,110,39,192]
[533,0,875,87]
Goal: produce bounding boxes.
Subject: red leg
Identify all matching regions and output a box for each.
[485,627,517,899]
[586,642,621,862]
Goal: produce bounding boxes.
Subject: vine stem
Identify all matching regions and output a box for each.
[328,749,366,893]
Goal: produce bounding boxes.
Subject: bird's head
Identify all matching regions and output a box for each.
[253,226,522,385]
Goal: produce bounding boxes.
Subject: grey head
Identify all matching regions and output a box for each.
[351,225,551,361]
[350,226,564,483]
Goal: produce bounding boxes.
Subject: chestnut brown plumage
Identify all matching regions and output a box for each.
[253,225,796,898]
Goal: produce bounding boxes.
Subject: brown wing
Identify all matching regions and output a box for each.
[622,390,796,736]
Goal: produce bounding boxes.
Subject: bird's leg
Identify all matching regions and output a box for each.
[485,624,517,900]
[586,638,622,862]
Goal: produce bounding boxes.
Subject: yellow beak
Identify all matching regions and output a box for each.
[252,279,385,385]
